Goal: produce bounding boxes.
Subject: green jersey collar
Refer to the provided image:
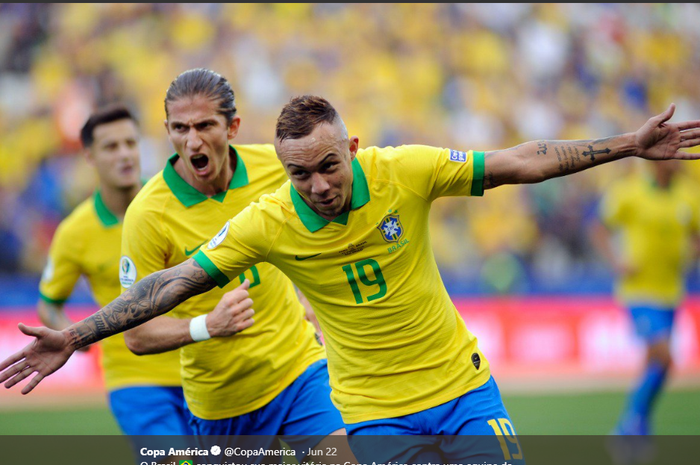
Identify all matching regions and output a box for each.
[93,190,120,227]
[291,157,370,233]
[164,146,249,207]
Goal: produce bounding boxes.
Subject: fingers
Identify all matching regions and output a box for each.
[679,137,700,149]
[652,103,675,125]
[236,312,255,332]
[0,350,26,374]
[235,298,254,312]
[675,120,700,131]
[230,307,255,333]
[0,359,27,385]
[222,281,252,307]
[4,364,34,389]
[18,323,44,338]
[22,373,44,395]
[671,151,700,160]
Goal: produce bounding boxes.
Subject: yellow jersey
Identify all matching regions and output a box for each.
[600,173,700,307]
[121,144,325,420]
[195,145,491,423]
[39,191,182,390]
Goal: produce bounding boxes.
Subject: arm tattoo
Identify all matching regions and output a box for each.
[485,135,625,187]
[484,172,497,189]
[67,259,216,348]
[550,138,616,174]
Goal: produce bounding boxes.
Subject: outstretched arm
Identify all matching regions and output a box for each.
[124,283,255,355]
[0,258,220,394]
[37,301,91,353]
[483,104,700,189]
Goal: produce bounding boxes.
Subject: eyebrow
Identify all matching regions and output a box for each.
[287,153,337,170]
[99,136,135,147]
[169,117,218,126]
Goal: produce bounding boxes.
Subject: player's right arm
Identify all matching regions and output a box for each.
[0,258,231,394]
[481,104,700,189]
[124,282,255,355]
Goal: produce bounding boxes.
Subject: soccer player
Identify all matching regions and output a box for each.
[112,69,346,451]
[3,97,700,462]
[36,105,190,435]
[591,159,700,437]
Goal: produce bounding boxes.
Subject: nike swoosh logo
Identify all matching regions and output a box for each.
[185,241,207,256]
[295,253,321,261]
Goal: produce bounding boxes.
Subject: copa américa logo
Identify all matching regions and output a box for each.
[208,222,230,250]
[119,256,137,288]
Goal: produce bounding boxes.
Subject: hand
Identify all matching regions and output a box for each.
[0,323,75,394]
[635,104,700,160]
[204,279,255,338]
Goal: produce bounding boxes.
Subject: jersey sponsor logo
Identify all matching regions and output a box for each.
[449,149,467,163]
[339,241,368,256]
[185,240,207,256]
[295,253,321,261]
[207,222,230,250]
[377,214,404,243]
[41,258,54,282]
[119,256,137,288]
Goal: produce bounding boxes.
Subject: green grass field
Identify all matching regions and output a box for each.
[1,388,698,435]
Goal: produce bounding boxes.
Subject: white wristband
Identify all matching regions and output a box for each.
[189,314,211,342]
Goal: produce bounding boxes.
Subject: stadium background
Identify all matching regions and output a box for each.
[0,3,699,434]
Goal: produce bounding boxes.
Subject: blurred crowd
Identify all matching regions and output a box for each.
[1,3,700,293]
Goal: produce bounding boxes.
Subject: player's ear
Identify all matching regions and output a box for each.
[83,147,95,166]
[227,115,241,140]
[349,136,359,161]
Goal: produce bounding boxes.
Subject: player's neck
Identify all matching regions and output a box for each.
[99,182,141,219]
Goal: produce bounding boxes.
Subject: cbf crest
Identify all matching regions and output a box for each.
[377,214,404,243]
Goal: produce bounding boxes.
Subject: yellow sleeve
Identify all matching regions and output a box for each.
[39,220,83,304]
[120,202,170,291]
[388,145,484,201]
[194,197,276,288]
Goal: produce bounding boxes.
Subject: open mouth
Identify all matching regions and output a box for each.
[318,197,336,207]
[191,154,209,172]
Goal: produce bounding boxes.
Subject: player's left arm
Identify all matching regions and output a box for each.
[482,104,700,189]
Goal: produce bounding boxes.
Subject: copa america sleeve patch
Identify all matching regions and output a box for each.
[449,149,468,163]
[207,221,230,250]
[41,258,54,282]
[119,256,137,288]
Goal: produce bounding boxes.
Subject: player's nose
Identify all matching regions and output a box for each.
[186,129,203,149]
[310,173,330,195]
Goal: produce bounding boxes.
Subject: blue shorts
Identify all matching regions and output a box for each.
[189,359,344,459]
[629,305,676,343]
[108,385,193,435]
[347,376,525,464]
